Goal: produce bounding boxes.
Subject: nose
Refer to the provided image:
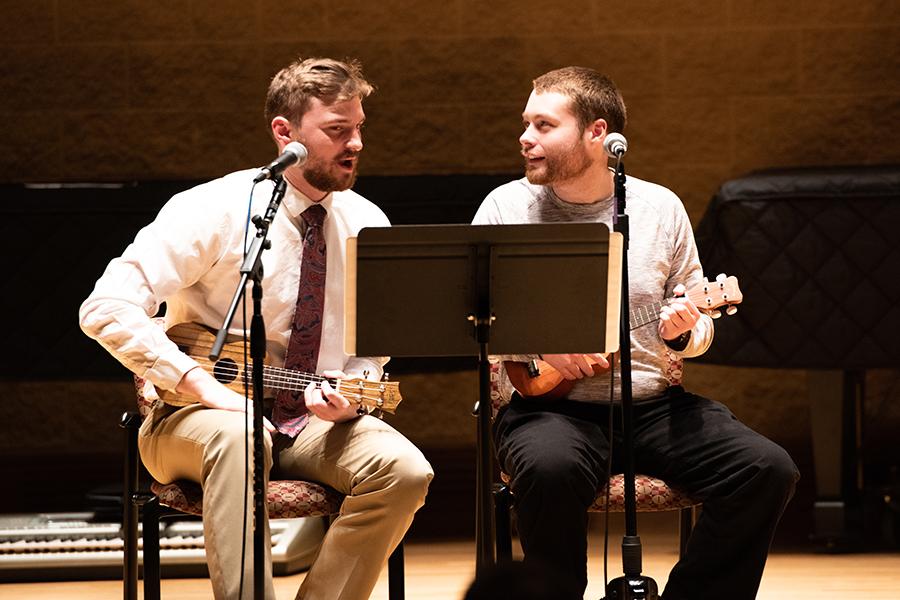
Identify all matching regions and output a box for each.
[519,125,535,149]
[347,128,363,152]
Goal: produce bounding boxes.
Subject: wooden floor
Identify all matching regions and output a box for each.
[3,514,899,599]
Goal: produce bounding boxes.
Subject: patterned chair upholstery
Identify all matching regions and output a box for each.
[134,374,344,519]
[494,472,700,563]
[589,473,698,513]
[123,370,404,600]
[149,478,343,520]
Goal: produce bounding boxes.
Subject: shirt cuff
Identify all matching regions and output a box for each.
[663,331,691,352]
[144,348,200,392]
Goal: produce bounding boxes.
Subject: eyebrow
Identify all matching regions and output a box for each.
[322,115,365,127]
[522,112,557,122]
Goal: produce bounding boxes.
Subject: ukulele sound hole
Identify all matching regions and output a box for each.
[212,358,239,385]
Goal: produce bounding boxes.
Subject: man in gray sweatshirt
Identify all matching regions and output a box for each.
[472,66,798,600]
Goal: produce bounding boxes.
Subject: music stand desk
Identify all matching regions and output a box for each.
[345,223,623,570]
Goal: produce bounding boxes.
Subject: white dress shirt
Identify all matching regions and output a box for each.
[79,168,389,394]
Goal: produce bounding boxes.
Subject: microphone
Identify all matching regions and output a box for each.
[603,133,628,158]
[253,141,308,183]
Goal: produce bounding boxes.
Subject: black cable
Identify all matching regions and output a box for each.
[237,183,257,600]
[237,301,250,600]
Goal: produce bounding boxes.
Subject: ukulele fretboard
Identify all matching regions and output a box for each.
[629,300,665,329]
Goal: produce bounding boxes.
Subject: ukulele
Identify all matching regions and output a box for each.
[155,322,401,413]
[503,275,743,401]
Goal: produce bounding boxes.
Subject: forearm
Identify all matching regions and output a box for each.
[175,366,249,410]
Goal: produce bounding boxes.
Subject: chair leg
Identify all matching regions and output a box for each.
[493,483,513,562]
[120,412,141,600]
[141,495,162,600]
[678,506,694,560]
[388,540,405,600]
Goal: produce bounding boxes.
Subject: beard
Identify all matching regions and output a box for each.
[303,153,359,192]
[524,140,592,185]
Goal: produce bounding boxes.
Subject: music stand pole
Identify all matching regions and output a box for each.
[471,243,496,574]
[605,160,659,599]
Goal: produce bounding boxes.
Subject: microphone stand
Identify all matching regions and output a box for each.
[210,176,287,600]
[605,157,659,600]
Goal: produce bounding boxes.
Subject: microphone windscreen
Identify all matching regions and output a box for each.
[603,133,628,158]
[284,141,308,164]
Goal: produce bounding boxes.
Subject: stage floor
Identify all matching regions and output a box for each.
[2,512,898,599]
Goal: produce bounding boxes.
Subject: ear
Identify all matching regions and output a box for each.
[270,116,294,149]
[586,118,609,143]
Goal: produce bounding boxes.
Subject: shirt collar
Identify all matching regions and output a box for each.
[282,182,333,224]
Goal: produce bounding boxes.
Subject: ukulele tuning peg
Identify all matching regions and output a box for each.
[382,372,390,382]
[710,309,722,319]
[726,305,738,316]
[363,369,370,379]
[715,273,727,284]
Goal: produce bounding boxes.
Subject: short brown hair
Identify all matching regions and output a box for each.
[265,57,374,127]
[533,67,626,134]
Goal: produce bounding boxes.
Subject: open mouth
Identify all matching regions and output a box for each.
[337,156,356,170]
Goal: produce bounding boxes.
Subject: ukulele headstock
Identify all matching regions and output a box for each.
[687,274,743,319]
[337,377,402,414]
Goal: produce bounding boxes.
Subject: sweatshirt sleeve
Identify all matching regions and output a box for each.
[665,199,714,359]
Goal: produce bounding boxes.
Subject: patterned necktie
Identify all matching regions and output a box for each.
[272,203,327,437]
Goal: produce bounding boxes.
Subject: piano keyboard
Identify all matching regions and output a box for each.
[0,512,325,582]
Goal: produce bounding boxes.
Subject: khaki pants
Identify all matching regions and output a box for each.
[139,403,433,600]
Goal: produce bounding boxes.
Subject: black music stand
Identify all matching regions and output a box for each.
[344,223,623,573]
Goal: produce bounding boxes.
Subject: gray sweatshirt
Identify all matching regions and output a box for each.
[472,175,714,404]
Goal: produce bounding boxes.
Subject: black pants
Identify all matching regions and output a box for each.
[494,387,799,600]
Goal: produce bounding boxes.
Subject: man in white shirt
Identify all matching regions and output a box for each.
[80,57,433,600]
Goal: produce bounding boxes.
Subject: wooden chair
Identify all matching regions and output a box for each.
[120,375,405,600]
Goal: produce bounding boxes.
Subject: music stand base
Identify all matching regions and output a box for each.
[603,535,658,600]
[604,575,659,600]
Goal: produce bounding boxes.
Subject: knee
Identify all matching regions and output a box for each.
[398,450,434,492]
[754,443,800,502]
[511,452,598,508]
[382,448,434,510]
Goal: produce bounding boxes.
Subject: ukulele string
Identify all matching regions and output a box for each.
[189,358,391,404]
